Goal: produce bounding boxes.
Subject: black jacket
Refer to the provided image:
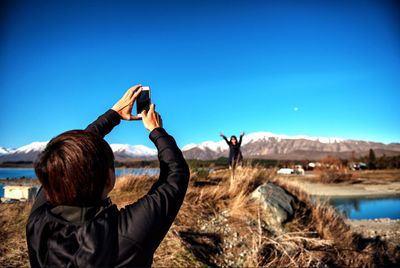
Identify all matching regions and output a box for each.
[26,110,190,267]
[221,135,243,162]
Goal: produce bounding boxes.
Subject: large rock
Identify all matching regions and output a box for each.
[251,182,294,227]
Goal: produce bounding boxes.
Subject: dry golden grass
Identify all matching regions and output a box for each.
[355,169,400,182]
[293,169,400,185]
[273,177,400,267]
[1,167,399,267]
[109,174,158,208]
[314,157,355,183]
[0,202,31,267]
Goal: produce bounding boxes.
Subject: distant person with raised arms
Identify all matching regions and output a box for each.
[26,85,190,267]
[219,132,245,171]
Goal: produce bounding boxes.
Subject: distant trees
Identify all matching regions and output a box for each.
[114,160,159,168]
[368,149,376,170]
[375,155,400,169]
[357,149,399,169]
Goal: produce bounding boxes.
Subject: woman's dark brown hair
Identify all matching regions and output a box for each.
[35,130,114,206]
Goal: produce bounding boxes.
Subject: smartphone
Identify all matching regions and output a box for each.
[136,86,151,117]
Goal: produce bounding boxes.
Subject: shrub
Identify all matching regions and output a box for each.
[316,156,353,183]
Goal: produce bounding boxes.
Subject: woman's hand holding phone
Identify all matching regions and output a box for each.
[141,104,162,132]
[112,85,143,120]
[112,84,161,132]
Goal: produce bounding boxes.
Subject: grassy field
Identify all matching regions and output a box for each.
[0,202,31,267]
[1,167,399,267]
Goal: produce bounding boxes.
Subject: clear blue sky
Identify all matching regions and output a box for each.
[1,0,399,148]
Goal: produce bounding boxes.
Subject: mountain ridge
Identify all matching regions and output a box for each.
[0,142,157,162]
[1,132,399,162]
[182,132,400,160]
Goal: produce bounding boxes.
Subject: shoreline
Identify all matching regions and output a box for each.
[317,192,400,199]
[0,178,39,186]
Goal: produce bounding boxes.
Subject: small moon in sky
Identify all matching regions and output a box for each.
[293,107,299,112]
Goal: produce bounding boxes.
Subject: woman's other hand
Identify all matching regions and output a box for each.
[112,85,142,120]
[141,104,162,132]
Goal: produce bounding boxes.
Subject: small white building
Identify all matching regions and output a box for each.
[3,185,38,201]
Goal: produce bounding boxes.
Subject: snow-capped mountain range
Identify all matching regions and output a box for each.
[182,132,400,160]
[1,132,400,162]
[182,132,344,153]
[0,142,157,162]
[110,144,157,160]
[0,147,12,155]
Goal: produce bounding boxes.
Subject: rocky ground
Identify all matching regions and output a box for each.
[347,218,400,246]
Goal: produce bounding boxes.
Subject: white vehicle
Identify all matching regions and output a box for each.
[277,168,294,175]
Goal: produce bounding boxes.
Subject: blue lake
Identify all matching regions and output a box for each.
[0,167,159,180]
[0,168,36,179]
[0,167,159,197]
[330,197,400,220]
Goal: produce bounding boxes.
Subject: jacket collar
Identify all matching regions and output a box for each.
[50,198,112,223]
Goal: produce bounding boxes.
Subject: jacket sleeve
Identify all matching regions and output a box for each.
[85,109,121,137]
[238,134,243,146]
[29,109,121,213]
[118,128,190,258]
[221,135,230,145]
